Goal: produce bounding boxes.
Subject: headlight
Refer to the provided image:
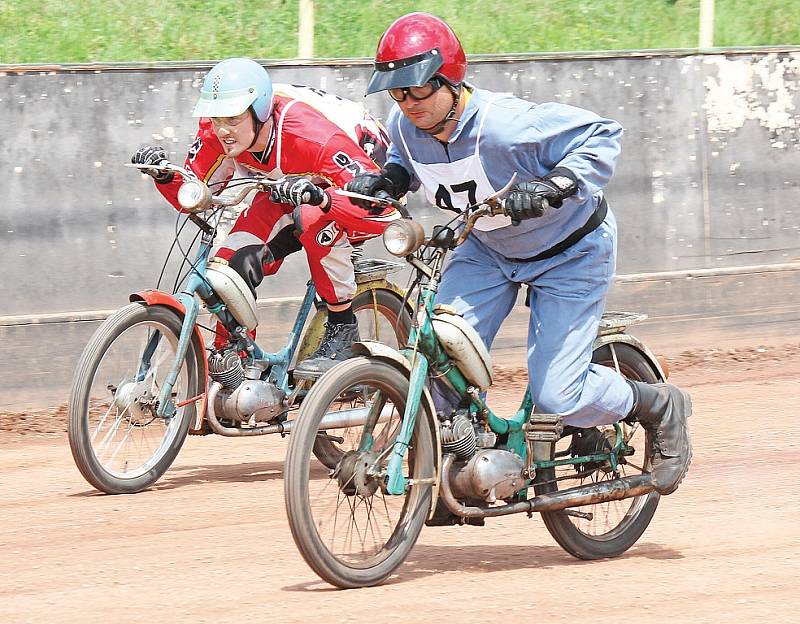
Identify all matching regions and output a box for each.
[177,179,211,213]
[382,219,425,257]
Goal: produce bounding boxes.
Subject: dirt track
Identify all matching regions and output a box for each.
[2,343,799,623]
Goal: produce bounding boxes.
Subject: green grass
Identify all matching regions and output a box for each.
[2,0,799,64]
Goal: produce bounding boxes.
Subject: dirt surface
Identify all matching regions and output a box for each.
[2,342,799,623]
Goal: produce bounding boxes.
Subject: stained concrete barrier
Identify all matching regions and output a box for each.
[1,48,799,408]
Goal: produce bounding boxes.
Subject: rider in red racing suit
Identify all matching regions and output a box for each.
[133,61,399,377]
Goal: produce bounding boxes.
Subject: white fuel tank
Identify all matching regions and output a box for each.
[431,306,493,391]
[205,261,259,331]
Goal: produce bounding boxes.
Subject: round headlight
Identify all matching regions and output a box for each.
[177,179,211,213]
[382,219,425,257]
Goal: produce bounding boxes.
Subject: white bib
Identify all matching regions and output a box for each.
[398,94,511,231]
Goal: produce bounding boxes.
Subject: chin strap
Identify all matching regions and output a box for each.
[246,107,265,151]
[419,83,462,136]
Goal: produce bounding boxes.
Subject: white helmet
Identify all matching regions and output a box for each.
[193,57,274,122]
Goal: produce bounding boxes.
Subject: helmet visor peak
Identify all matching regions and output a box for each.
[192,85,259,119]
[367,49,445,96]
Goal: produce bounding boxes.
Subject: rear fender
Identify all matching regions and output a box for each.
[130,290,209,432]
[352,340,442,520]
[592,332,667,382]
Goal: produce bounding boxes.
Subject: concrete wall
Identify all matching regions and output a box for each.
[2,49,799,408]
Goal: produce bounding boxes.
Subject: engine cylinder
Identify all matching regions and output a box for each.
[440,413,477,459]
[208,351,244,389]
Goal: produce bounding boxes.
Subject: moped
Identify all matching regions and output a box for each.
[68,163,411,494]
[284,185,670,588]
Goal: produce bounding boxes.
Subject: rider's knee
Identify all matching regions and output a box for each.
[227,244,274,295]
[531,383,580,415]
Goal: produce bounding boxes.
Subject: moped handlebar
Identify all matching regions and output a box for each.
[126,162,318,214]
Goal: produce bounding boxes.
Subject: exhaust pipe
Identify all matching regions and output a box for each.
[439,454,656,519]
[205,381,394,437]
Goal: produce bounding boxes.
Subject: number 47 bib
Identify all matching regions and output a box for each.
[397,94,511,232]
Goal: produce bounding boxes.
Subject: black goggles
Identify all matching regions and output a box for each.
[387,77,445,103]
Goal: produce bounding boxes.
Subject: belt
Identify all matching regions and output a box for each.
[505,196,608,263]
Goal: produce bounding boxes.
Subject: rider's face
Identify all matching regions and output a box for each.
[396,82,455,134]
[210,111,255,157]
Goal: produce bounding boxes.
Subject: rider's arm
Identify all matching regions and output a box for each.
[153,120,235,213]
[515,102,623,205]
[308,129,383,212]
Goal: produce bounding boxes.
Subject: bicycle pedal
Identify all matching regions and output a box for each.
[525,413,564,443]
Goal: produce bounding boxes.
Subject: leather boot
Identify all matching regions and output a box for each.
[627,380,693,495]
[294,321,360,379]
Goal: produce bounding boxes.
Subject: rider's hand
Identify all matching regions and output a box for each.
[345,172,395,213]
[131,145,173,184]
[270,176,326,208]
[345,164,410,215]
[504,171,578,226]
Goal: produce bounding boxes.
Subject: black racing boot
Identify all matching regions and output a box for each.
[627,380,693,496]
[294,321,360,379]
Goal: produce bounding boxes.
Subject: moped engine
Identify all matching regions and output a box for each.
[447,449,526,503]
[209,351,286,423]
[440,411,526,503]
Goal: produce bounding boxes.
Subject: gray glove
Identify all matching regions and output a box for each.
[270,176,326,208]
[131,145,173,183]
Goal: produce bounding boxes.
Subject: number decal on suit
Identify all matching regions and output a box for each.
[333,151,364,176]
[435,180,478,212]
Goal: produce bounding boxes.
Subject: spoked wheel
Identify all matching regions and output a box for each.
[284,357,435,588]
[312,288,412,469]
[68,304,198,494]
[533,342,661,559]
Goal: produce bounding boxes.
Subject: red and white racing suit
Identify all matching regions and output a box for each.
[155,84,398,307]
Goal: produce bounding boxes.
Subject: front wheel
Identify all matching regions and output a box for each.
[68,303,198,494]
[534,342,661,559]
[284,357,435,588]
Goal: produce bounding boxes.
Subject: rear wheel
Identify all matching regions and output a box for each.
[534,342,660,559]
[68,304,197,494]
[284,357,435,588]
[312,288,411,468]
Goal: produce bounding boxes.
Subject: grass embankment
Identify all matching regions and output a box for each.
[2,0,798,64]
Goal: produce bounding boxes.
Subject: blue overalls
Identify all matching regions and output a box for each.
[386,87,634,426]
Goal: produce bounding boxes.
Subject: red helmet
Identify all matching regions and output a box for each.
[366,13,467,95]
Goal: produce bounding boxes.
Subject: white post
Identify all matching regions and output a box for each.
[698,0,715,49]
[298,0,315,58]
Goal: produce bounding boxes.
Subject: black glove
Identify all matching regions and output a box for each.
[345,172,395,215]
[131,145,173,183]
[270,176,326,208]
[345,163,411,215]
[504,170,578,225]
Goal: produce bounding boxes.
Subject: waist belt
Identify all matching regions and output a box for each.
[506,196,608,263]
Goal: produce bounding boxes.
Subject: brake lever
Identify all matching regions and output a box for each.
[335,189,410,218]
[335,189,395,206]
[124,162,199,181]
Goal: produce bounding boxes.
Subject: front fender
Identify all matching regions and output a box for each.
[352,340,442,520]
[130,289,209,432]
[592,332,667,382]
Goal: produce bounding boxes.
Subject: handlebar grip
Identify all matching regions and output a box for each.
[375,190,393,202]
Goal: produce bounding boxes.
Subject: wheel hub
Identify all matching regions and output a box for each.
[335,450,380,497]
[113,380,156,424]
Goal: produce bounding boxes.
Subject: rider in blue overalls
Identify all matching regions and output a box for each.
[346,12,692,496]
